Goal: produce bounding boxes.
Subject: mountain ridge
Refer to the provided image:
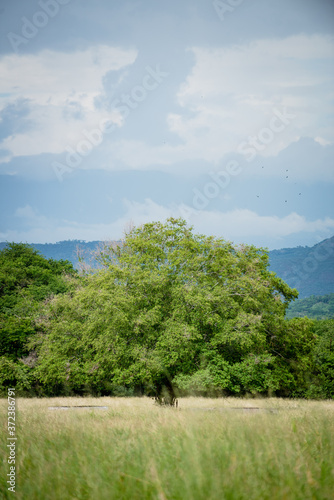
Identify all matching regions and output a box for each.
[269,236,334,298]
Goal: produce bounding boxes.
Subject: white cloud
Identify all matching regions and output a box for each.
[0,45,137,107]
[0,34,333,183]
[3,200,334,247]
[179,35,333,101]
[169,34,334,160]
[191,209,334,241]
[1,199,173,243]
[1,104,112,157]
[0,45,137,158]
[88,34,334,175]
[315,136,332,146]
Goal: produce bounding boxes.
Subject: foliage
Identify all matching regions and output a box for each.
[1,224,332,399]
[306,319,334,399]
[30,218,320,399]
[0,356,33,393]
[0,242,77,394]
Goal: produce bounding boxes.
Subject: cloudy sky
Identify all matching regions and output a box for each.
[0,0,333,249]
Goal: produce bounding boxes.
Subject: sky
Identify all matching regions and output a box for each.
[0,0,333,250]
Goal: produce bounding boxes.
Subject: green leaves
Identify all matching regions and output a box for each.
[30,218,311,397]
[307,319,334,398]
[2,221,325,398]
[0,356,33,393]
[0,242,78,395]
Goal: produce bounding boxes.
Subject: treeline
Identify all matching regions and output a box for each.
[0,219,333,400]
[286,293,334,320]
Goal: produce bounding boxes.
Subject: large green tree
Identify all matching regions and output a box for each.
[31,219,316,399]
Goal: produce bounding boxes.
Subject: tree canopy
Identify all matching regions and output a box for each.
[1,222,332,399]
[28,218,317,399]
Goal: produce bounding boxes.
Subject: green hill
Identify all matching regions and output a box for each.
[286,293,334,319]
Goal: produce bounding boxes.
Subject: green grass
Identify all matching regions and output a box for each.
[1,397,333,499]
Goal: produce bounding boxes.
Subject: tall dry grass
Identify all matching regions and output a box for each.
[1,397,333,499]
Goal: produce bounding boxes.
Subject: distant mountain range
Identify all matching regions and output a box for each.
[269,236,334,299]
[1,236,333,300]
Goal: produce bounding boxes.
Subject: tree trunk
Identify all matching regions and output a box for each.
[154,379,178,407]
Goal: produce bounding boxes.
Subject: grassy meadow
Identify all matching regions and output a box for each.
[1,396,333,499]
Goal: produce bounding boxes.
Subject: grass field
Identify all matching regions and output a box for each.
[1,397,333,499]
